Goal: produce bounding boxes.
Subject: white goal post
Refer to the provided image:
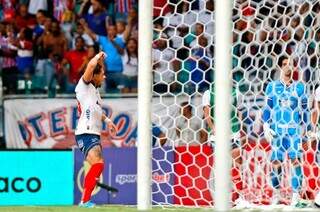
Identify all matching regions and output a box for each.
[137,0,233,210]
[214,0,233,210]
[137,0,153,210]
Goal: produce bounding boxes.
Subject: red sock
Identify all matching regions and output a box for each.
[82,162,104,203]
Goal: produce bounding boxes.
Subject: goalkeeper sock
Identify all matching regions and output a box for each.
[271,166,282,189]
[82,162,104,203]
[291,165,302,192]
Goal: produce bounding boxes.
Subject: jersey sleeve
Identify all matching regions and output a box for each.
[75,77,89,94]
[262,82,274,123]
[202,90,210,106]
[295,82,305,97]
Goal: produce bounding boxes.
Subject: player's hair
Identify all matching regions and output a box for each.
[93,64,103,75]
[278,55,289,67]
[181,101,192,112]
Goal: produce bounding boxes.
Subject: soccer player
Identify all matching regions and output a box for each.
[202,84,249,208]
[75,51,117,208]
[262,55,309,207]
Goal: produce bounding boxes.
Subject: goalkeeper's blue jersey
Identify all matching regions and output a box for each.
[262,80,308,136]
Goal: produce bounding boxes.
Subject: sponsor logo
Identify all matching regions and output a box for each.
[0,177,41,193]
[85,109,90,120]
[116,174,136,185]
[115,173,170,185]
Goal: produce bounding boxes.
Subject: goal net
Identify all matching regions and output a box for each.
[151,0,320,208]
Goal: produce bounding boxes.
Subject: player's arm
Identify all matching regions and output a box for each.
[102,113,117,137]
[158,132,167,146]
[203,105,215,134]
[82,52,105,83]
[301,94,311,131]
[202,90,215,134]
[311,100,319,128]
[262,83,276,142]
[262,83,274,123]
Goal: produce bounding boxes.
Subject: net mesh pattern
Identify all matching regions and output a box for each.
[151,0,320,207]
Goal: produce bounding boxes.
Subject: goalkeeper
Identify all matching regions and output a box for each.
[262,55,309,207]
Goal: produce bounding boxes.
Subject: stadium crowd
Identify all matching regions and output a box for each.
[0,0,215,95]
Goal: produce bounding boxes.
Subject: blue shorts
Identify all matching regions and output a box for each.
[271,135,302,161]
[75,134,101,157]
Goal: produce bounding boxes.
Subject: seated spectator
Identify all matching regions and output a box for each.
[14,4,37,30]
[79,0,110,36]
[121,38,138,93]
[62,36,88,93]
[81,19,125,92]
[72,21,94,49]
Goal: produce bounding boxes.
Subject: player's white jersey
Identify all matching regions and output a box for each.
[75,77,103,135]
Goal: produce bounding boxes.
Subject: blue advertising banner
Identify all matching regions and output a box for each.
[0,151,74,205]
[74,147,174,205]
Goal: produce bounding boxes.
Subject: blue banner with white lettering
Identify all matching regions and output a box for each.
[74,147,174,205]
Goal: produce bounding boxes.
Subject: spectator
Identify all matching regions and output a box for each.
[42,19,68,58]
[14,4,36,30]
[72,22,94,49]
[62,36,88,93]
[82,19,125,92]
[189,23,211,48]
[121,37,138,93]
[126,6,138,39]
[13,27,34,79]
[1,0,16,23]
[59,0,76,48]
[80,0,110,36]
[77,44,100,75]
[0,21,18,94]
[33,10,47,40]
[198,0,214,35]
[115,17,126,39]
[152,35,175,93]
[175,101,206,146]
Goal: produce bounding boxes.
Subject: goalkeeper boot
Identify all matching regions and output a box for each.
[233,196,252,209]
[271,189,281,205]
[290,192,309,208]
[79,201,96,208]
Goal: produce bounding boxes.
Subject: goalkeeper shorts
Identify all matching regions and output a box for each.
[75,133,101,158]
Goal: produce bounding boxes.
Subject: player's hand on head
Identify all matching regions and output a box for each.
[96,52,106,60]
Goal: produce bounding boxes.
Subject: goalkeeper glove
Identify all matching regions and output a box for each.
[263,123,276,142]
